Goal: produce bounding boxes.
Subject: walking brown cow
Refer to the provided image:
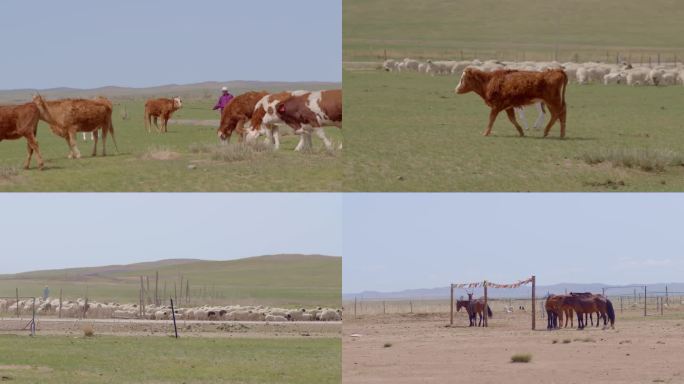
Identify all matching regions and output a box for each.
[456,68,568,138]
[217,91,268,143]
[144,97,182,133]
[32,95,117,159]
[0,102,44,169]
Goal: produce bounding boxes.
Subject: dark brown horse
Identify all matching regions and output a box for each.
[563,293,615,329]
[456,300,475,326]
[456,298,492,327]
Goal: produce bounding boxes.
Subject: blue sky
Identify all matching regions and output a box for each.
[0,193,342,274]
[0,0,341,89]
[343,194,684,293]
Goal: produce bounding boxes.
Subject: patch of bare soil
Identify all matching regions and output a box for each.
[344,312,684,384]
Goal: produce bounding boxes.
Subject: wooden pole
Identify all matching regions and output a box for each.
[186,280,189,305]
[450,284,454,326]
[410,301,413,314]
[59,289,63,319]
[383,301,386,315]
[620,296,623,314]
[140,276,145,317]
[666,285,669,305]
[354,297,357,319]
[483,281,488,327]
[170,298,178,339]
[16,288,19,317]
[146,276,150,304]
[155,271,159,306]
[660,297,664,316]
[644,286,647,317]
[531,276,536,330]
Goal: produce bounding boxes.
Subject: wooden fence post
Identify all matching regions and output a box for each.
[531,276,536,330]
[449,284,454,326]
[170,298,179,339]
[354,297,357,319]
[155,271,159,306]
[644,286,647,317]
[59,288,63,318]
[16,288,19,317]
[483,281,488,327]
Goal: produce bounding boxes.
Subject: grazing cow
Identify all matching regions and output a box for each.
[274,89,342,150]
[0,102,44,169]
[456,68,568,138]
[144,97,182,133]
[217,91,269,143]
[247,91,310,150]
[32,95,118,158]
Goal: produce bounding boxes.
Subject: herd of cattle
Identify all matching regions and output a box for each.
[383,57,684,86]
[0,297,342,322]
[0,88,342,170]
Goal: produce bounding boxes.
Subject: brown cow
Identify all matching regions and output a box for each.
[217,91,268,143]
[274,89,342,150]
[32,95,117,159]
[0,102,44,169]
[247,91,309,150]
[456,68,568,138]
[144,97,182,133]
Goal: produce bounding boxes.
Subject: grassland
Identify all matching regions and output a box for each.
[0,255,341,308]
[0,334,340,384]
[343,71,684,191]
[344,0,684,63]
[0,96,341,192]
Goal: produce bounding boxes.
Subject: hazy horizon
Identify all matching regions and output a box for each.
[344,194,684,293]
[0,193,342,274]
[1,0,341,89]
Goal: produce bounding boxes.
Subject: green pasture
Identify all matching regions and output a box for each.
[0,255,342,308]
[0,99,342,191]
[343,71,684,191]
[344,0,684,62]
[0,335,340,384]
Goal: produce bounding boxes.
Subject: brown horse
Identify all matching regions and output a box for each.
[563,293,615,329]
[456,300,475,326]
[545,295,565,329]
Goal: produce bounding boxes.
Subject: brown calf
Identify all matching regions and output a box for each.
[456,68,568,137]
[32,95,116,159]
[0,102,44,169]
[217,91,268,143]
[144,97,182,133]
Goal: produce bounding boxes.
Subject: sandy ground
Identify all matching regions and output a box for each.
[0,318,340,339]
[343,311,684,384]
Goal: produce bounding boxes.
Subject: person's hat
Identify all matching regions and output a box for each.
[221,86,228,91]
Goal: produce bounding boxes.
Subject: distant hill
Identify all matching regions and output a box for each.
[0,80,341,104]
[344,282,684,300]
[0,254,341,308]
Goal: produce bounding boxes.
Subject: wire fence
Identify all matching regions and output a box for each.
[0,296,36,335]
[344,294,684,318]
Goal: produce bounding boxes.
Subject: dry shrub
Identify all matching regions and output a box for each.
[562,339,572,344]
[510,354,532,363]
[82,323,95,337]
[582,147,684,172]
[141,146,181,161]
[0,166,19,180]
[205,142,273,162]
[383,342,392,348]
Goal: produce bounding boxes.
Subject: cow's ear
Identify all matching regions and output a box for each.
[277,103,286,114]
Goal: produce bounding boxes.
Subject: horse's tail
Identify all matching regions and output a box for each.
[606,299,615,327]
[487,305,493,318]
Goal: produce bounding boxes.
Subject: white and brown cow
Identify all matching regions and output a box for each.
[456,68,567,138]
[247,91,308,150]
[274,89,342,150]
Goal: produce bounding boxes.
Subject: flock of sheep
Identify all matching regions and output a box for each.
[383,58,684,86]
[0,297,342,322]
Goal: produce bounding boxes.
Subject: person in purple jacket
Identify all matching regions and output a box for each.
[212,86,234,112]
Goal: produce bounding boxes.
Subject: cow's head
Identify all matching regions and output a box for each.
[173,96,182,109]
[455,67,477,94]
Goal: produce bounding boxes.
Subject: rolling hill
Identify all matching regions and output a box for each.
[0,254,341,308]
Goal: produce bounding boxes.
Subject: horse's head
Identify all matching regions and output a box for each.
[456,300,467,312]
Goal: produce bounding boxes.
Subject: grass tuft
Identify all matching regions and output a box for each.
[0,166,19,180]
[582,147,684,172]
[207,142,274,162]
[141,146,181,161]
[562,339,572,344]
[383,342,392,348]
[510,354,532,363]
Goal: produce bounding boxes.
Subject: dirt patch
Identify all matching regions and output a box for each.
[344,312,684,384]
[140,147,181,161]
[0,365,52,372]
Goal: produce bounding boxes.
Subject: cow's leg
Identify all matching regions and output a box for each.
[483,108,501,136]
[533,103,546,129]
[153,116,160,133]
[91,130,98,156]
[314,127,333,149]
[24,134,44,170]
[505,108,525,137]
[66,130,81,159]
[294,135,306,152]
[235,120,245,143]
[515,107,529,130]
[100,128,107,156]
[271,126,280,149]
[542,108,560,138]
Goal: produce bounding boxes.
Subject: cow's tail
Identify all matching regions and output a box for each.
[109,117,119,153]
[560,70,568,109]
[487,305,493,318]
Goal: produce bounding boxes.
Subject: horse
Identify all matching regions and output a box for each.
[545,295,565,330]
[456,300,475,326]
[468,298,492,327]
[563,293,615,329]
